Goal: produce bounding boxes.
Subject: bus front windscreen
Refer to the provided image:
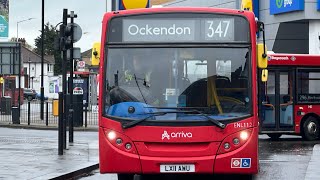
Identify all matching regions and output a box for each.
[104,47,252,123]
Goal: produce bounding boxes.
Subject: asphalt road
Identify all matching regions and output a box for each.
[79,135,318,180]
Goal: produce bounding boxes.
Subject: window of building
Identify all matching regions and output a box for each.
[47,64,53,72]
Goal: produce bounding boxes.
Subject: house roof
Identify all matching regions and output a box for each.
[21,46,55,64]
[81,49,92,58]
[151,0,175,5]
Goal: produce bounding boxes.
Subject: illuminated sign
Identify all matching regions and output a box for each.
[119,0,150,10]
[270,0,304,15]
[109,14,250,43]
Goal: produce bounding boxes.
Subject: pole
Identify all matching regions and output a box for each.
[112,0,117,11]
[62,9,68,149]
[68,11,75,143]
[58,92,63,155]
[40,0,45,120]
[46,101,49,126]
[28,60,30,88]
[18,43,21,118]
[28,101,30,125]
[16,23,18,42]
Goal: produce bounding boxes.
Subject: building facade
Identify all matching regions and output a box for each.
[159,0,320,54]
[21,46,59,99]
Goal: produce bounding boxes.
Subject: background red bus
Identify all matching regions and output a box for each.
[99,7,266,179]
[259,53,320,140]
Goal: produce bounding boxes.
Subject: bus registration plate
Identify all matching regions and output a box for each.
[160,164,195,173]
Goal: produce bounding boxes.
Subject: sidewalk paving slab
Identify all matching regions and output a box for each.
[305,144,320,180]
[0,128,99,179]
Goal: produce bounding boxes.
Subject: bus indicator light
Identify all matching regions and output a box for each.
[233,138,240,145]
[116,138,123,145]
[125,143,132,150]
[224,143,231,149]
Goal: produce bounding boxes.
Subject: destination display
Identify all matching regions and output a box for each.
[108,14,249,43]
[298,94,320,103]
[123,19,234,42]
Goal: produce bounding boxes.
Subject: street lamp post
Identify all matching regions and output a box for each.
[16,18,35,42]
[28,59,31,88]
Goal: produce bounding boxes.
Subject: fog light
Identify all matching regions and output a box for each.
[240,131,249,140]
[107,131,116,140]
[224,142,230,149]
[125,143,132,150]
[116,138,123,145]
[233,138,240,145]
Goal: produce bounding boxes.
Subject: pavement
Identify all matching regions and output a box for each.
[1,126,320,180]
[305,144,320,180]
[0,128,99,180]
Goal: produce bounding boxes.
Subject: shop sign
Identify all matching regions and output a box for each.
[270,0,304,15]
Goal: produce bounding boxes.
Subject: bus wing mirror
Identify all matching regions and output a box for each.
[257,43,268,69]
[261,69,268,82]
[92,42,101,66]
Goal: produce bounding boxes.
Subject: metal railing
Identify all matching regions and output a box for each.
[0,99,98,127]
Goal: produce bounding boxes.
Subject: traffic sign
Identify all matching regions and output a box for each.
[77,60,85,68]
[67,23,82,43]
[76,60,85,71]
[73,87,83,94]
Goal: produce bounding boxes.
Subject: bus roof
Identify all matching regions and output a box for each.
[102,7,256,23]
[267,53,320,66]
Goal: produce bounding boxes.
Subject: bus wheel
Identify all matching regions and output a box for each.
[117,174,135,180]
[267,134,282,140]
[303,117,320,141]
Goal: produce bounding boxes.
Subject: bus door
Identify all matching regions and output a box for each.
[260,69,295,132]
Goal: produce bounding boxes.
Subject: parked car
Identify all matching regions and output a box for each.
[36,93,48,100]
[23,89,37,101]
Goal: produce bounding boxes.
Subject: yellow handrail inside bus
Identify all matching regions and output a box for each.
[208,76,223,114]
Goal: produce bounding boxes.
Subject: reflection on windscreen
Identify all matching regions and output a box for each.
[105,48,251,120]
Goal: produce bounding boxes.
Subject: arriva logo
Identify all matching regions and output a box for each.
[161,131,193,140]
[277,0,293,8]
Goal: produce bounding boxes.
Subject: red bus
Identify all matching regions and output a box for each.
[98,7,267,179]
[259,53,320,141]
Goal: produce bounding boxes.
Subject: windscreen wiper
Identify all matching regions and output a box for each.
[144,107,226,129]
[122,112,166,129]
[122,110,226,129]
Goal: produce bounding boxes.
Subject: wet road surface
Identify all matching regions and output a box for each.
[79,135,319,180]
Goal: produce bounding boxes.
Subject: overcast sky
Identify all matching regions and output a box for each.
[9,0,106,52]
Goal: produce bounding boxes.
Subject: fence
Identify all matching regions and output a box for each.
[0,99,98,127]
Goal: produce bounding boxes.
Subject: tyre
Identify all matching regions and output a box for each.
[267,133,282,140]
[117,174,135,180]
[302,117,320,141]
[27,96,33,101]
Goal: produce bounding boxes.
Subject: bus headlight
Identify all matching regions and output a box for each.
[218,129,253,154]
[240,131,249,141]
[107,131,116,140]
[104,129,137,154]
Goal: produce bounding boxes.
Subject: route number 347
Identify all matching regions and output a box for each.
[206,20,230,38]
